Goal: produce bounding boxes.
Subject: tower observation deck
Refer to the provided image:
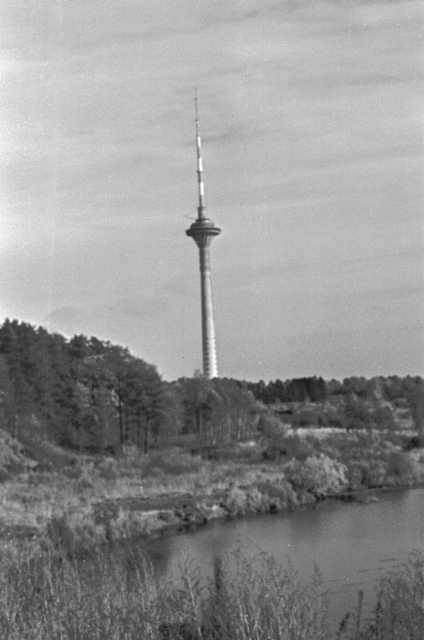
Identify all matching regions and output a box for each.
[186,94,221,378]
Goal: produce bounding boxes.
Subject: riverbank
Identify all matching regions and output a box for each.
[1,429,423,558]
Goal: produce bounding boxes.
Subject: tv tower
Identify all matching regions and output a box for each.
[186,92,221,378]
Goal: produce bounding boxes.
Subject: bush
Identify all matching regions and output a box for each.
[46,509,106,556]
[327,414,346,429]
[345,459,388,489]
[255,479,299,510]
[371,406,396,430]
[196,442,262,463]
[97,456,120,481]
[0,428,34,477]
[264,433,315,461]
[291,409,319,428]
[224,486,267,515]
[259,413,288,438]
[284,454,349,498]
[386,452,424,486]
[109,508,169,539]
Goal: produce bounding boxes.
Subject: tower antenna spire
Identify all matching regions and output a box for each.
[186,90,221,378]
[195,88,206,219]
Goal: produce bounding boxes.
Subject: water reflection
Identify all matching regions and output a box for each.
[141,537,175,578]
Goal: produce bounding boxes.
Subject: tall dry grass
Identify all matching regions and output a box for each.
[337,551,424,640]
[0,544,328,640]
[0,538,423,639]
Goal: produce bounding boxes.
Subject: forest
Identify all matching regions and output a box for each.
[0,318,423,462]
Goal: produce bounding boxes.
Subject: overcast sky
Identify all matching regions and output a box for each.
[0,0,422,381]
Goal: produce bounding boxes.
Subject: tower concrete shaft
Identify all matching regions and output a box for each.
[186,94,221,378]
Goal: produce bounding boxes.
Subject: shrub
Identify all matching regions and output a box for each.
[345,459,388,490]
[255,479,299,510]
[224,487,266,515]
[259,414,288,439]
[327,414,346,429]
[402,435,422,450]
[46,508,106,556]
[284,454,349,497]
[291,409,319,428]
[264,433,315,461]
[233,440,263,462]
[109,508,169,539]
[0,429,33,478]
[371,406,396,430]
[386,452,424,486]
[97,456,120,481]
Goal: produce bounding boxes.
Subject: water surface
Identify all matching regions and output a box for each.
[145,488,424,628]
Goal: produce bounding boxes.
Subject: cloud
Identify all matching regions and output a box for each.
[110,296,169,319]
[306,144,423,173]
[202,123,266,146]
[333,247,424,275]
[42,305,88,336]
[161,280,192,297]
[286,321,424,379]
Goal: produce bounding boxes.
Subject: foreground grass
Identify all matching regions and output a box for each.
[0,544,328,640]
[0,543,423,640]
[338,551,424,640]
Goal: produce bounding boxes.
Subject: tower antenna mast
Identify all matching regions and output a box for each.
[195,88,205,218]
[186,91,221,378]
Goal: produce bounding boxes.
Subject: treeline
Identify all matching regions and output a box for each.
[246,375,423,407]
[246,377,327,403]
[0,319,422,456]
[246,373,424,433]
[0,319,259,454]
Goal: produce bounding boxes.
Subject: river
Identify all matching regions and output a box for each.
[143,487,424,630]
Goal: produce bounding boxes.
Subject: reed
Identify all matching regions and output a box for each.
[0,544,328,640]
[0,543,423,639]
[338,551,424,640]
